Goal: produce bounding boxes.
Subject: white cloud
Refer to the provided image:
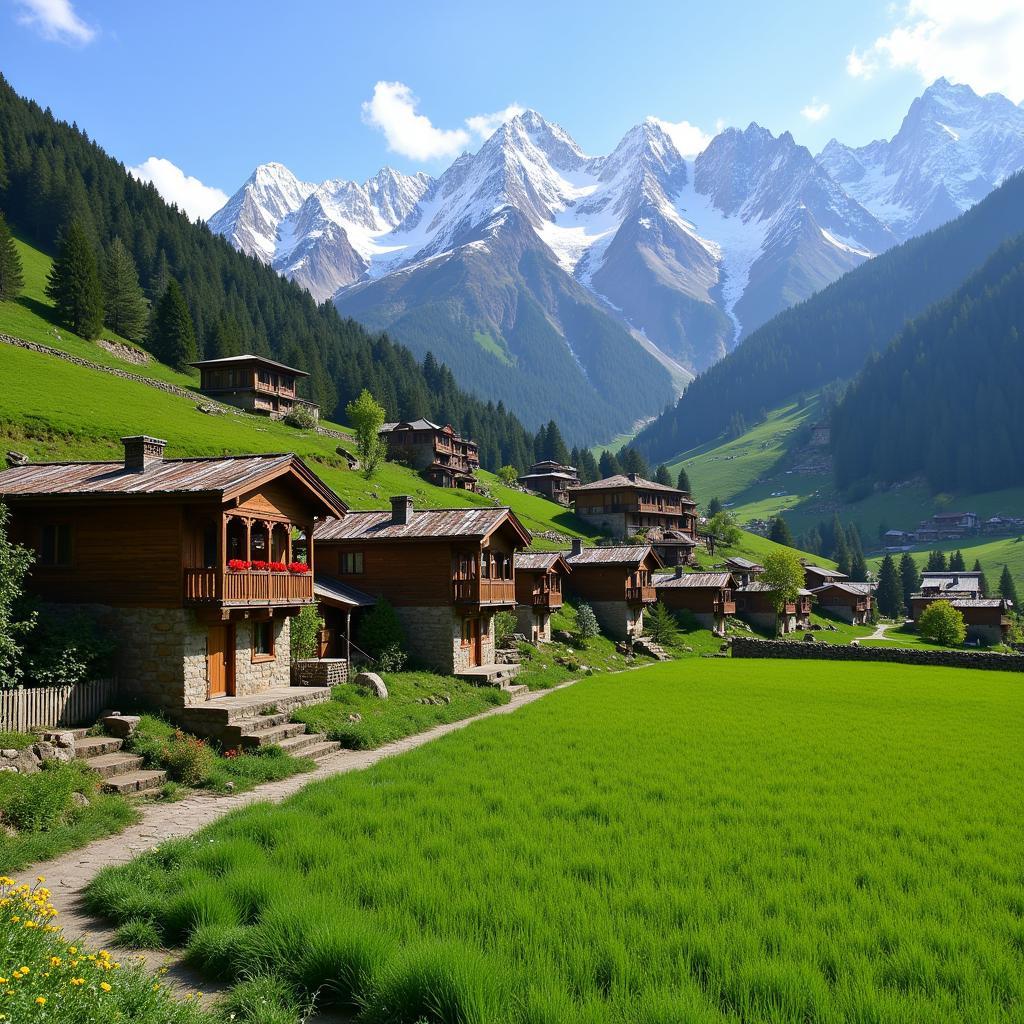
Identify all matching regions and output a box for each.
[128,158,229,222]
[362,82,472,162]
[847,1,1024,101]
[800,100,831,122]
[652,118,713,157]
[15,0,95,45]
[465,103,525,140]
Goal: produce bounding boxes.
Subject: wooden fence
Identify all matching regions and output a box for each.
[0,678,119,732]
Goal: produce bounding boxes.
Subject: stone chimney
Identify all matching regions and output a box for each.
[5,451,28,469]
[570,538,583,558]
[675,564,684,578]
[391,495,414,525]
[627,472,638,482]
[122,435,167,473]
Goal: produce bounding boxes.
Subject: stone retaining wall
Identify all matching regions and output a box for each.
[731,636,1024,672]
[292,658,349,687]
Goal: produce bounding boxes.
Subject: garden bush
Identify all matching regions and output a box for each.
[358,598,405,660]
[495,610,518,647]
[22,606,115,685]
[918,601,967,646]
[162,731,217,787]
[0,762,76,832]
[576,603,600,642]
[282,405,317,430]
[645,601,680,645]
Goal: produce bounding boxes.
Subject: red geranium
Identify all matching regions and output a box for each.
[287,561,311,574]
[269,561,287,573]
[251,560,271,571]
[227,559,250,571]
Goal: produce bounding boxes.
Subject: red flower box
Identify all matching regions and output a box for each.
[269,562,287,573]
[287,562,311,574]
[250,560,271,571]
[227,559,251,571]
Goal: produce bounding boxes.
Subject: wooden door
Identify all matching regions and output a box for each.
[469,618,482,667]
[207,625,230,699]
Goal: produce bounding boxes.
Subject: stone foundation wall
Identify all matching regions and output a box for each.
[394,605,494,672]
[731,636,1024,671]
[515,606,552,643]
[292,658,349,687]
[234,616,292,695]
[573,510,631,539]
[590,601,643,641]
[739,610,796,635]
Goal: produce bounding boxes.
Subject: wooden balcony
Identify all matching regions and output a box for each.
[453,578,517,605]
[715,600,737,615]
[531,588,563,609]
[626,585,657,605]
[184,568,314,607]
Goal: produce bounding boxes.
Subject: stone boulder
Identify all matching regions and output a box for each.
[353,672,388,699]
[102,714,141,739]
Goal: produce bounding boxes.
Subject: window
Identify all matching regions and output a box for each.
[340,551,364,574]
[39,524,72,566]
[252,620,275,660]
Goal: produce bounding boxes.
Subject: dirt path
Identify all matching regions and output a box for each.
[865,622,898,641]
[22,682,578,1005]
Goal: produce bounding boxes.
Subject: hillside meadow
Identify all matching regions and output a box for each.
[87,660,1024,1023]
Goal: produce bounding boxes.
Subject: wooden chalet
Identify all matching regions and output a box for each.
[655,569,737,635]
[379,419,480,491]
[736,581,812,635]
[908,572,1008,643]
[517,460,579,505]
[723,556,764,588]
[802,563,848,591]
[564,539,663,640]
[811,582,873,625]
[191,354,319,421]
[514,551,571,643]
[567,473,697,545]
[313,497,530,674]
[0,437,345,711]
[915,511,979,542]
[917,571,983,599]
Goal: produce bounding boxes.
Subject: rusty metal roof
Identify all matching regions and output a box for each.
[568,473,689,496]
[565,544,660,568]
[190,353,309,377]
[515,551,571,573]
[314,505,531,545]
[0,453,347,517]
[656,572,734,589]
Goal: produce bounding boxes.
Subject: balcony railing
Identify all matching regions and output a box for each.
[453,578,517,605]
[626,585,657,605]
[531,589,563,609]
[184,568,314,606]
[715,600,737,615]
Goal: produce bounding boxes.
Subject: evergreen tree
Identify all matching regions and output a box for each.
[973,559,990,598]
[676,465,691,494]
[926,550,948,572]
[949,549,966,572]
[831,515,852,577]
[148,279,197,370]
[707,497,723,516]
[620,447,649,478]
[876,554,904,618]
[846,523,864,559]
[542,420,570,466]
[654,464,672,487]
[998,564,1019,606]
[849,549,869,583]
[768,515,794,547]
[345,389,387,480]
[45,219,103,338]
[598,450,621,478]
[0,212,24,301]
[899,553,920,612]
[101,237,147,340]
[577,449,599,484]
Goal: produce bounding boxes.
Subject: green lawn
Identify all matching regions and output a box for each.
[86,660,1024,1023]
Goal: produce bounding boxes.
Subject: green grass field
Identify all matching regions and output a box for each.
[86,660,1024,1023]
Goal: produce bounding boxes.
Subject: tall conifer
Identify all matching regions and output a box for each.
[101,237,147,340]
[0,213,24,301]
[45,219,103,338]
[876,554,904,618]
[149,279,197,370]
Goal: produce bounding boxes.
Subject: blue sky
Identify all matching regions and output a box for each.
[2,0,1022,218]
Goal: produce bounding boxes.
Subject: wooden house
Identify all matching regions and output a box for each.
[568,474,698,547]
[917,571,983,599]
[313,497,530,674]
[723,556,764,588]
[736,581,813,634]
[655,569,737,634]
[379,419,480,491]
[517,460,579,505]
[911,597,1011,644]
[191,354,319,421]
[513,551,571,643]
[802,564,848,591]
[0,436,345,711]
[811,582,873,624]
[564,539,663,640]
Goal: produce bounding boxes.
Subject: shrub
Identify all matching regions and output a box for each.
[22,606,116,685]
[290,604,324,661]
[576,604,600,642]
[163,731,217,787]
[645,602,680,645]
[918,601,967,647]
[282,404,317,430]
[375,644,407,673]
[495,610,518,647]
[358,598,406,659]
[114,918,164,948]
[496,465,519,486]
[0,763,76,832]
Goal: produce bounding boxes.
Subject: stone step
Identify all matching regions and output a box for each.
[102,769,166,795]
[83,751,145,779]
[74,736,123,758]
[39,727,89,741]
[503,684,529,698]
[299,739,342,760]
[275,732,330,756]
[240,722,307,748]
[239,711,291,732]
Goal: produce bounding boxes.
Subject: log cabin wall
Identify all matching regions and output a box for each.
[323,539,456,606]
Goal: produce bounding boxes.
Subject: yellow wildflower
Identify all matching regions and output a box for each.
[100,981,111,993]
[35,998,45,1006]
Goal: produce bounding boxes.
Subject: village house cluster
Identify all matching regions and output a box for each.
[884,510,1024,551]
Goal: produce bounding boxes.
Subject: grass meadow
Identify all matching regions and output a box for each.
[86,660,1023,1023]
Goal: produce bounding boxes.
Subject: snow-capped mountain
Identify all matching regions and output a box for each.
[817,78,1024,240]
[209,81,1024,438]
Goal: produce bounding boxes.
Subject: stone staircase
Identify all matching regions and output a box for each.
[634,637,672,661]
[455,663,529,698]
[68,730,167,796]
[223,711,341,760]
